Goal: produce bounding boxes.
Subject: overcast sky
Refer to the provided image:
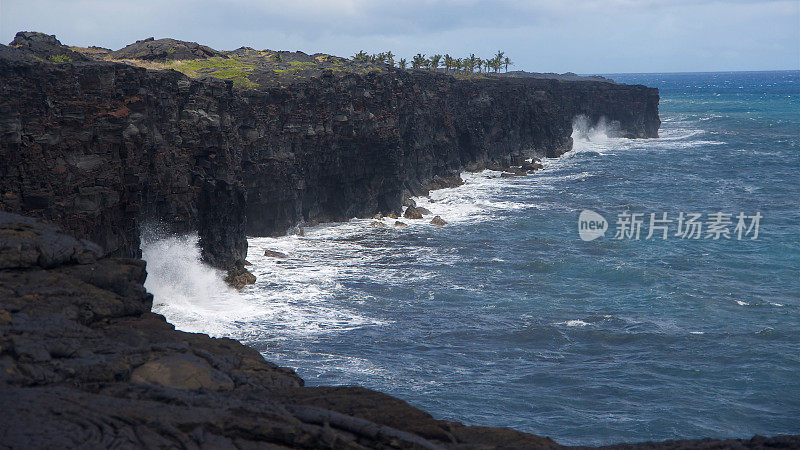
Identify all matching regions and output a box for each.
[1,0,798,73]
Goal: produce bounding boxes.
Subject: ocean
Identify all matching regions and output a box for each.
[144,70,800,446]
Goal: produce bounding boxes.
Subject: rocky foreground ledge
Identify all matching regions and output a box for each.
[1,212,797,449]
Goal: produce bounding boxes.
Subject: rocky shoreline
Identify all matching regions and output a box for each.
[3,33,795,448]
[2,212,797,448]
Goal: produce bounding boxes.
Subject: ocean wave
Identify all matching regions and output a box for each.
[557,319,593,327]
[142,232,390,340]
[408,170,534,224]
[142,234,264,337]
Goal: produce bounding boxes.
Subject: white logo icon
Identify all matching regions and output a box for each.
[578,210,607,241]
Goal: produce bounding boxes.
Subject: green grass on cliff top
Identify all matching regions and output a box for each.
[167,57,258,89]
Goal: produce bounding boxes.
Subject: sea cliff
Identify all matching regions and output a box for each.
[0,33,659,283]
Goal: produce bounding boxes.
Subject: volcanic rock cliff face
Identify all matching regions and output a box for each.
[239,71,658,236]
[0,43,658,269]
[0,49,248,276]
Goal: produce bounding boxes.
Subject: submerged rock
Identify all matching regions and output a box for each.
[431,216,447,226]
[264,249,288,258]
[394,221,407,227]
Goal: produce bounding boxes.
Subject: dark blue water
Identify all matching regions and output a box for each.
[153,71,800,445]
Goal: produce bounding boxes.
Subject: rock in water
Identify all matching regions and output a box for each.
[521,159,544,172]
[394,221,407,227]
[264,249,288,258]
[430,216,447,226]
[370,221,387,227]
[225,265,257,288]
[404,206,425,219]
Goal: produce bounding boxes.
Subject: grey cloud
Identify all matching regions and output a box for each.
[1,0,797,72]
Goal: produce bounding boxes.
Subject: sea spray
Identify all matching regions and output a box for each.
[141,232,261,336]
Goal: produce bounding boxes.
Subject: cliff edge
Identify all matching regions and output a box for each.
[0,32,659,284]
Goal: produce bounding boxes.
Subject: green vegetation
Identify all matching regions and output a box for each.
[351,49,514,76]
[167,57,257,89]
[171,57,252,72]
[106,45,512,89]
[48,54,72,63]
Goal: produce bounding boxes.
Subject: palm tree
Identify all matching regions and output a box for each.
[412,53,426,69]
[455,58,464,73]
[491,51,505,73]
[476,59,483,73]
[386,51,395,67]
[353,50,369,62]
[399,58,407,69]
[429,54,442,71]
[494,51,504,67]
[467,54,478,73]
[443,54,453,73]
[503,56,513,72]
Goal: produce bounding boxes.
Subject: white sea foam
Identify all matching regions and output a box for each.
[557,114,723,165]
[142,234,262,337]
[408,170,533,225]
[142,232,389,340]
[736,300,750,306]
[569,115,619,155]
[558,319,592,327]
